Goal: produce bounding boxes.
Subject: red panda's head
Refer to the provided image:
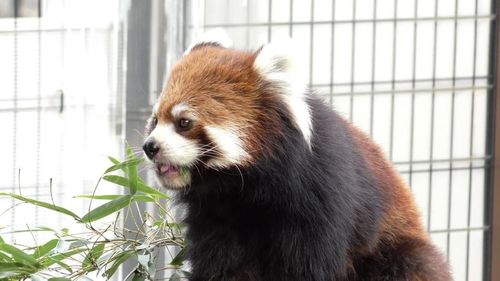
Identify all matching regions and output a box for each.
[143,30,312,189]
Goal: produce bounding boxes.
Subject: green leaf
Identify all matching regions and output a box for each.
[128,164,138,195]
[39,248,87,268]
[82,243,105,270]
[0,243,39,268]
[104,250,134,278]
[76,195,122,200]
[125,145,139,195]
[137,253,149,267]
[103,175,168,199]
[126,145,136,159]
[104,158,143,174]
[0,262,32,278]
[131,272,146,281]
[33,239,58,259]
[107,156,145,184]
[80,195,132,223]
[55,240,71,254]
[107,156,120,165]
[4,226,57,235]
[53,260,73,273]
[0,251,12,262]
[169,272,181,281]
[76,194,155,203]
[169,248,185,266]
[0,193,80,221]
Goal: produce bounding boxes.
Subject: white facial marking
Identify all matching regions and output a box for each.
[148,123,199,166]
[154,171,191,190]
[253,39,313,148]
[171,103,190,118]
[171,102,197,120]
[152,103,159,115]
[205,126,250,168]
[184,28,233,55]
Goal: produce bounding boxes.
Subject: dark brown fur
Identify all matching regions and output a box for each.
[147,44,453,281]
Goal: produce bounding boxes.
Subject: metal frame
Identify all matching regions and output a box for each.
[487,1,500,280]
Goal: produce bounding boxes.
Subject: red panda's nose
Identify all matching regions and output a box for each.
[143,139,160,159]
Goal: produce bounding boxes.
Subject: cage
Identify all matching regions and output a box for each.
[0,0,499,280]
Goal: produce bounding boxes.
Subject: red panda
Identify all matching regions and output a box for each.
[143,30,453,281]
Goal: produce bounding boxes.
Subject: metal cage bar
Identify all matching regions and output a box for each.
[487,0,500,280]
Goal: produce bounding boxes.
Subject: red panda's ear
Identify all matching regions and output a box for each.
[184,28,233,55]
[253,39,312,148]
[253,39,306,81]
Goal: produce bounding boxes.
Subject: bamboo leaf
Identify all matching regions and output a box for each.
[125,145,139,195]
[107,156,145,184]
[0,243,39,268]
[76,195,122,200]
[107,156,120,165]
[104,250,134,278]
[0,193,80,220]
[5,226,57,235]
[55,240,71,254]
[128,164,138,195]
[33,239,58,259]
[169,272,181,281]
[39,248,87,268]
[131,273,146,281]
[53,260,73,273]
[0,251,12,262]
[82,243,105,269]
[169,248,185,266]
[104,158,143,174]
[103,175,168,199]
[0,262,32,278]
[76,194,155,203]
[80,195,132,223]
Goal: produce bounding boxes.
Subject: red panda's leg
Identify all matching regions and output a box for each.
[354,238,452,281]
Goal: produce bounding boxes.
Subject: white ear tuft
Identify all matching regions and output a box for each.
[184,28,233,55]
[253,38,306,82]
[254,39,312,149]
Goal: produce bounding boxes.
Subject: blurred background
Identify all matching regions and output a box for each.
[0,0,499,280]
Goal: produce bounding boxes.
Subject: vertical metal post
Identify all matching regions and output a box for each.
[487,0,500,280]
[123,0,152,278]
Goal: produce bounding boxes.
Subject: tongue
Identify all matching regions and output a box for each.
[159,164,179,175]
[160,164,171,173]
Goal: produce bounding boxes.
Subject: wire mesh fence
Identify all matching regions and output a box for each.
[0,0,498,280]
[184,0,496,280]
[0,0,125,255]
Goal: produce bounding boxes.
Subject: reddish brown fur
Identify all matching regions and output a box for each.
[156,46,287,163]
[347,122,452,280]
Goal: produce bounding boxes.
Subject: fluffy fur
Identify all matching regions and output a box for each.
[144,35,452,281]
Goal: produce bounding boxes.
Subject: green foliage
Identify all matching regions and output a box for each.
[0,146,186,280]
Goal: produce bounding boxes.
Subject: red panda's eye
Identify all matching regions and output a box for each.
[152,116,158,127]
[177,118,192,131]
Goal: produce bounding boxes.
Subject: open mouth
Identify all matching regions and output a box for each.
[154,162,192,189]
[157,162,181,178]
